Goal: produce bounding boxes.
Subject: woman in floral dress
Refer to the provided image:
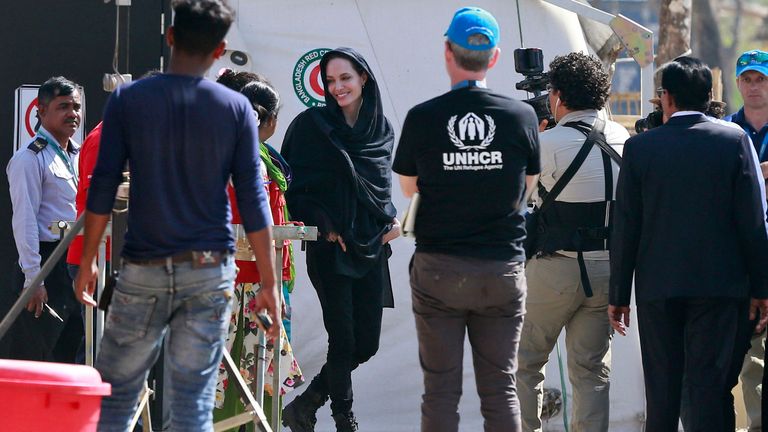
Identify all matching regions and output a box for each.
[213,70,303,429]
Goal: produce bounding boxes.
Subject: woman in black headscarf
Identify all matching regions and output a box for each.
[281,47,399,432]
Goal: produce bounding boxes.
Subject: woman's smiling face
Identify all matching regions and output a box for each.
[325,57,367,110]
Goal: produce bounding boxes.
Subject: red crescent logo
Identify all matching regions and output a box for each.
[25,97,38,137]
[309,65,325,97]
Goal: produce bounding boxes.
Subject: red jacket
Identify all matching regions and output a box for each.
[67,122,111,265]
[229,181,291,284]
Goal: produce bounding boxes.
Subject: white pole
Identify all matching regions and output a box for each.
[271,245,284,431]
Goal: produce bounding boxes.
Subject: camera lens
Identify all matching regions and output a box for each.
[634,118,649,134]
[514,48,544,75]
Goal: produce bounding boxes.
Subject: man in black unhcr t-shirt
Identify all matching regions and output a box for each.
[392,7,540,432]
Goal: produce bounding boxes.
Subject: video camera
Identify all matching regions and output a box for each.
[514,48,556,129]
[634,109,663,134]
[635,100,726,134]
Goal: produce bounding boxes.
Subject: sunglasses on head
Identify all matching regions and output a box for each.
[737,51,768,67]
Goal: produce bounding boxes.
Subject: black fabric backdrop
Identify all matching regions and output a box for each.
[0,0,169,344]
[0,2,171,428]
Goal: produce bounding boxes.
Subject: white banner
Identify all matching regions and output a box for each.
[211,1,645,430]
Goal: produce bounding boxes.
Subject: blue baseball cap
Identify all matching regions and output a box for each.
[445,7,499,51]
[736,50,768,77]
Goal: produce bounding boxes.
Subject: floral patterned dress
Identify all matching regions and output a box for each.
[213,144,304,428]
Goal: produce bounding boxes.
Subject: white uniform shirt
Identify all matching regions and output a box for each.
[535,109,630,260]
[7,126,79,285]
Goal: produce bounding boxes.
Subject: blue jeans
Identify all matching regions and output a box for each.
[96,256,236,432]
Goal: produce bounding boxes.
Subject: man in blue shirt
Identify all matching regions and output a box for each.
[726,50,768,178]
[725,49,768,432]
[4,76,84,362]
[74,1,278,430]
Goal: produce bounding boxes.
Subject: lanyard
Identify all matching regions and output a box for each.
[37,130,78,185]
[760,131,768,162]
[451,80,487,90]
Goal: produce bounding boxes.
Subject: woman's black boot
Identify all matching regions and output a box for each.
[332,411,359,432]
[282,390,328,432]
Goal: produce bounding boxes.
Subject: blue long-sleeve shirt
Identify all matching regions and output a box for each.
[7,126,79,285]
[87,74,271,259]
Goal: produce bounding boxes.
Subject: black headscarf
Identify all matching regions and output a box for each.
[282,47,396,279]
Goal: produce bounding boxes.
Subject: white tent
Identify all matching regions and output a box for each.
[211,1,646,430]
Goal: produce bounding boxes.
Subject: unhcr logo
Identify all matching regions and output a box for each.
[443,112,503,171]
[447,112,495,150]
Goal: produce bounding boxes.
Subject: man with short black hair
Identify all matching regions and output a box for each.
[393,7,540,432]
[4,76,84,362]
[609,56,768,431]
[517,52,628,432]
[725,48,768,432]
[74,1,279,430]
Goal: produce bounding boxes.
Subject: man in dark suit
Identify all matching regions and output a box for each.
[608,56,768,432]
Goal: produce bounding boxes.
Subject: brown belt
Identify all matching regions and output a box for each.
[124,250,229,267]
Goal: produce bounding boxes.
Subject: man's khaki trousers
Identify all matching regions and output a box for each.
[517,255,612,432]
[739,331,765,431]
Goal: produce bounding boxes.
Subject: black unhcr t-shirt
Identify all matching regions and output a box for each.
[393,87,540,261]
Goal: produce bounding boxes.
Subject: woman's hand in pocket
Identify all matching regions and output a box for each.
[326,231,347,252]
[382,218,401,244]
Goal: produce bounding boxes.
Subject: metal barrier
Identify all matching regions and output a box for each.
[214,224,318,432]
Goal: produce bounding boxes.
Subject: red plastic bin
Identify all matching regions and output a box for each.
[0,359,111,432]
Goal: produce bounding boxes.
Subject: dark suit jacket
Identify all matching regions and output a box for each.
[609,113,768,306]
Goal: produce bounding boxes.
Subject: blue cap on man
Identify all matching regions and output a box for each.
[444,7,500,51]
[736,50,768,77]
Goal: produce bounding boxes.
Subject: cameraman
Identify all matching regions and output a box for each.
[517,52,629,432]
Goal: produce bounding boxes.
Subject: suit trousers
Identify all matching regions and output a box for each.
[763,345,768,429]
[517,255,611,432]
[637,297,750,432]
[410,252,527,432]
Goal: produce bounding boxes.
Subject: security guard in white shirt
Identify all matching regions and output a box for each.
[3,76,84,362]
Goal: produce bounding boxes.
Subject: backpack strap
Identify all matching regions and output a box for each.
[536,119,606,214]
[564,119,619,248]
[564,120,622,165]
[547,119,615,298]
